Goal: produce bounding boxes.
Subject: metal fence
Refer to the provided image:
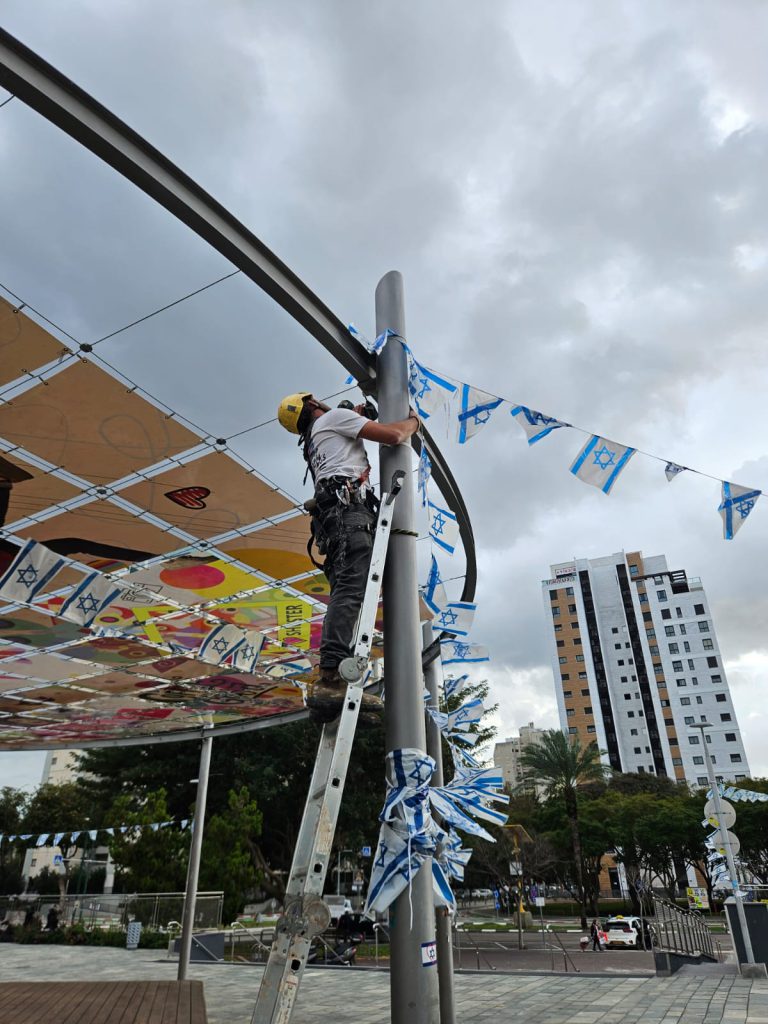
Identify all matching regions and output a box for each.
[650,893,715,960]
[0,891,224,932]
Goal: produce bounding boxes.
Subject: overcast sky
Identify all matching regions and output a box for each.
[2,0,768,790]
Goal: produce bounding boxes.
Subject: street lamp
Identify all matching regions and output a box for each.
[691,721,755,968]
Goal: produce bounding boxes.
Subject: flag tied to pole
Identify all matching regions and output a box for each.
[457,384,503,444]
[510,405,570,445]
[425,697,484,743]
[417,444,432,507]
[0,540,65,604]
[407,354,457,420]
[59,572,123,626]
[365,749,454,913]
[570,435,636,495]
[665,462,686,482]
[436,828,474,883]
[429,765,509,842]
[718,482,761,540]
[443,674,470,701]
[441,639,489,664]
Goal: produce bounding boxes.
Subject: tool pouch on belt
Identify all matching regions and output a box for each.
[304,478,376,571]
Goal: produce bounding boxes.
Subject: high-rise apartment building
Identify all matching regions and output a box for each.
[543,551,750,788]
[494,722,546,793]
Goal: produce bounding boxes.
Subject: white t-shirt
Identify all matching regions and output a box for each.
[307,407,371,483]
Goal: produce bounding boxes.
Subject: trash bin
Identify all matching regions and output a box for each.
[126,921,142,950]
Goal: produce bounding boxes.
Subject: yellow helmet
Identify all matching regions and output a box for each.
[277,392,312,434]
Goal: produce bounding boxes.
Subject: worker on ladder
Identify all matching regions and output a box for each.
[277,391,420,720]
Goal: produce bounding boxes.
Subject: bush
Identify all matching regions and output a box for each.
[9,925,169,948]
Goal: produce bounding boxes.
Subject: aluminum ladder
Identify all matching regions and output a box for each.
[251,470,404,1024]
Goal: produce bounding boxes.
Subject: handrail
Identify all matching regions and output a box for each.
[0,27,477,611]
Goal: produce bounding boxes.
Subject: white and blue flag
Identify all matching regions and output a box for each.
[441,640,490,665]
[718,481,761,540]
[664,462,686,482]
[570,435,635,495]
[431,601,476,637]
[0,540,66,605]
[230,630,265,673]
[457,385,503,444]
[59,572,123,626]
[198,622,249,666]
[417,444,432,507]
[407,356,457,419]
[428,501,459,555]
[422,555,448,617]
[443,674,470,701]
[510,405,569,445]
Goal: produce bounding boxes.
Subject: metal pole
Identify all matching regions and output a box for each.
[423,623,457,1024]
[178,726,214,981]
[376,271,439,1024]
[694,722,756,967]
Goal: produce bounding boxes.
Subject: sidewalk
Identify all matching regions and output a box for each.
[0,945,766,1024]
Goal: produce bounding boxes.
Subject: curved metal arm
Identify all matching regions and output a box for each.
[0,26,476,605]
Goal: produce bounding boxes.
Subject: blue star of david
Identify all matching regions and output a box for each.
[735,499,755,519]
[408,757,433,785]
[452,642,470,659]
[212,638,229,654]
[471,408,491,425]
[76,594,100,614]
[439,608,458,627]
[375,843,388,868]
[240,644,254,661]
[431,512,446,536]
[592,445,616,470]
[532,412,555,425]
[16,564,39,587]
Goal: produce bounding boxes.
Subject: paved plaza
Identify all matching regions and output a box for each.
[1,946,767,1024]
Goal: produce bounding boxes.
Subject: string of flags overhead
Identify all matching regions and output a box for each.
[0,818,190,849]
[348,326,763,540]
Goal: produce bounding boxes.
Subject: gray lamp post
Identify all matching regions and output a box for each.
[691,721,756,969]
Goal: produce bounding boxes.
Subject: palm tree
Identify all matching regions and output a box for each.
[520,730,608,928]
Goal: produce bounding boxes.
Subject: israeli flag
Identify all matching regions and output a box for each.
[443,674,470,701]
[59,572,123,626]
[457,385,503,444]
[428,501,459,555]
[0,540,66,604]
[441,640,489,665]
[719,481,761,540]
[422,555,448,617]
[53,832,66,846]
[35,834,50,847]
[407,356,457,419]
[426,697,484,742]
[570,435,636,495]
[510,405,569,445]
[417,444,432,507]
[432,601,476,637]
[665,462,686,482]
[345,327,395,382]
[198,622,248,666]
[230,630,265,673]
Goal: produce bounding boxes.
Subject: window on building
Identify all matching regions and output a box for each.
[689,735,700,745]
[687,659,695,670]
[672,758,683,766]
[561,673,570,680]
[665,626,676,637]
[631,675,637,681]
[630,728,639,735]
[570,621,579,629]
[680,697,691,705]
[691,676,698,685]
[725,733,736,742]
[693,756,704,765]
[569,727,577,734]
[672,660,683,672]
[647,629,656,638]
[628,658,634,664]
[630,565,639,577]
[639,593,648,604]
[624,693,632,701]
[655,665,665,675]
[684,716,694,725]
[611,627,619,634]
[694,604,705,615]
[664,717,674,726]
[576,654,585,663]
[617,659,624,666]
[679,624,687,635]
[573,638,582,645]
[581,688,590,696]
[697,776,708,786]
[657,590,668,601]
[643,612,653,622]
[568,604,577,613]
[675,606,683,618]
[566,708,575,717]
[702,639,714,651]
[620,675,628,682]
[578,671,587,679]
[638,709,644,717]
[730,754,742,763]
[563,690,572,697]
[552,607,561,618]
[683,641,691,652]
[720,713,732,722]
[585,706,593,715]
[554,624,562,632]
[695,696,703,705]
[698,621,710,633]
[707,657,719,668]
[711,674,722,684]
[661,608,671,620]
[558,656,567,664]
[649,645,659,655]
[638,766,646,774]
[587,725,596,733]
[627,711,635,718]
[634,746,641,754]
[668,643,679,654]
[556,640,565,648]
[566,587,574,596]
[550,591,558,602]
[614,643,621,650]
[660,700,670,708]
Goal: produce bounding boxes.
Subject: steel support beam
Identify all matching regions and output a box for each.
[178,725,214,980]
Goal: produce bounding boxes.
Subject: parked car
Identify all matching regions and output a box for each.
[603,916,652,949]
[323,896,353,923]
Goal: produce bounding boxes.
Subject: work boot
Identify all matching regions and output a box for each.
[305,668,384,716]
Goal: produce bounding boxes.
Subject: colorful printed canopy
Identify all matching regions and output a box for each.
[0,296,364,749]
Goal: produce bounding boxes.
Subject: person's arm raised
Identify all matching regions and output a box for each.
[358,413,420,446]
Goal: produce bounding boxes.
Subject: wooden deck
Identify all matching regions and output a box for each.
[0,980,207,1024]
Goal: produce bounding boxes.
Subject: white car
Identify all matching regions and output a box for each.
[603,916,643,948]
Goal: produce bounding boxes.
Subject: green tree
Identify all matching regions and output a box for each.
[520,730,608,927]
[21,782,97,906]
[200,786,264,922]
[0,787,27,895]
[105,789,189,893]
